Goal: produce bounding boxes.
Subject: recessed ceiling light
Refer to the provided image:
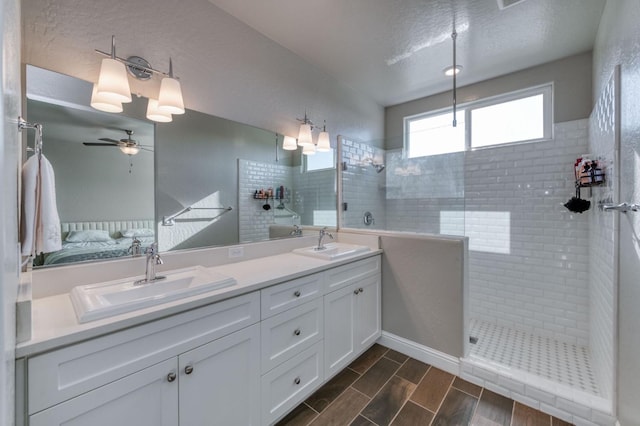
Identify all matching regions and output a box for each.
[443,65,463,76]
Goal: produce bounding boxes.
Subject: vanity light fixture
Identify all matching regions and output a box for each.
[282,135,298,150]
[284,112,330,155]
[92,36,186,122]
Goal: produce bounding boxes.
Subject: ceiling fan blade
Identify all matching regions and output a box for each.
[98,138,121,143]
[83,142,119,147]
[140,147,154,153]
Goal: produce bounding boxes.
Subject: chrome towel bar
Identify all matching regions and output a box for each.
[600,202,640,213]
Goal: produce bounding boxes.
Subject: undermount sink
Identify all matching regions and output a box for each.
[292,242,371,261]
[70,266,237,323]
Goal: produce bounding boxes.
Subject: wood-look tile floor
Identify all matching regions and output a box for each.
[276,344,574,426]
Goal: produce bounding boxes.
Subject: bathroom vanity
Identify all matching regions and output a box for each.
[16,246,381,426]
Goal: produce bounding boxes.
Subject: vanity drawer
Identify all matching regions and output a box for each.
[28,292,260,414]
[325,255,381,293]
[261,272,323,319]
[261,298,323,373]
[261,341,324,425]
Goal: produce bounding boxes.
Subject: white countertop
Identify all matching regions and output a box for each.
[16,249,381,358]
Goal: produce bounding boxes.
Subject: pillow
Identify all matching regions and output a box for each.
[120,228,154,238]
[65,229,112,243]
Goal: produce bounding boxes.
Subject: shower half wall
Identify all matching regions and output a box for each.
[339,114,616,423]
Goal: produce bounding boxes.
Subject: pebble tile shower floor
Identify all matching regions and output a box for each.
[469,319,600,396]
[277,344,573,426]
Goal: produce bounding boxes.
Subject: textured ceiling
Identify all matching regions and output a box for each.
[207,0,606,106]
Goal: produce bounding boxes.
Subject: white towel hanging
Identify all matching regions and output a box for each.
[21,154,62,256]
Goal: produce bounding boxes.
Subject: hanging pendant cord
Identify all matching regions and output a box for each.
[452,30,458,128]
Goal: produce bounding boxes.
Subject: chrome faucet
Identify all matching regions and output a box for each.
[316,227,334,250]
[134,243,165,285]
[290,225,303,237]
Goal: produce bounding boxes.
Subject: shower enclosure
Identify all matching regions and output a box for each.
[338,70,618,422]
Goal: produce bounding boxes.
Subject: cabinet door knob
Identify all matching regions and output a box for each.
[293,328,301,336]
[294,377,301,385]
[358,287,364,293]
[294,290,301,298]
[185,365,194,375]
[354,289,360,295]
[167,372,177,382]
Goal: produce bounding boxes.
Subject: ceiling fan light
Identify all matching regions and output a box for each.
[297,123,313,146]
[90,83,123,113]
[282,135,298,150]
[157,77,185,115]
[146,98,173,123]
[316,131,331,152]
[96,58,132,103]
[120,145,140,155]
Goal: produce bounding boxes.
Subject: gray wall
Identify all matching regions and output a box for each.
[156,109,294,250]
[22,0,384,150]
[26,99,154,222]
[380,234,466,358]
[385,51,593,149]
[592,1,640,423]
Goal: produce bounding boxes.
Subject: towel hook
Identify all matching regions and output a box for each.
[18,116,44,158]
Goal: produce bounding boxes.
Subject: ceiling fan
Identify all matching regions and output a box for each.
[83,129,153,155]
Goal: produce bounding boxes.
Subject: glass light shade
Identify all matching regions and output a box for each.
[90,84,123,113]
[120,145,140,155]
[302,143,316,155]
[157,77,185,114]
[316,131,331,152]
[146,98,173,123]
[96,58,132,103]
[282,135,298,150]
[297,124,313,146]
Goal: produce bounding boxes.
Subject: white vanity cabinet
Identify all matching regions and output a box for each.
[20,253,382,426]
[24,292,261,426]
[30,358,179,426]
[324,258,381,378]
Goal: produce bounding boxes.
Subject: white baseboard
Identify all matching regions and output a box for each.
[377,331,460,376]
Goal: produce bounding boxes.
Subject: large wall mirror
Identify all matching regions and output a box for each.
[25,65,337,269]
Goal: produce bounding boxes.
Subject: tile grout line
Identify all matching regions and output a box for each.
[467,387,484,425]
[427,374,457,423]
[349,358,404,424]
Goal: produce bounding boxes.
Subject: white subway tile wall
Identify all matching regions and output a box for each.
[238,158,337,242]
[238,159,294,243]
[463,120,590,345]
[341,138,387,229]
[352,120,590,344]
[587,70,618,400]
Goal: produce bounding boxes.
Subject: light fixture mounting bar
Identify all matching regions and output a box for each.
[95,49,173,80]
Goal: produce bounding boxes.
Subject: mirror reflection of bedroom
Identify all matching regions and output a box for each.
[25,67,155,268]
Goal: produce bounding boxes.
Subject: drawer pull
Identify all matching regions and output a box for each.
[185,365,194,375]
[293,328,301,336]
[293,377,301,385]
[293,290,301,298]
[167,372,177,382]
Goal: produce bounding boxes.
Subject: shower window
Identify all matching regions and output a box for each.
[303,148,335,172]
[406,110,466,158]
[404,83,552,157]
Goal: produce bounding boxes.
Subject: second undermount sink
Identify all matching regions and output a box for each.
[70,266,237,323]
[292,242,371,261]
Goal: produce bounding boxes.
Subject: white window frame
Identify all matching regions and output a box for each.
[403,83,553,157]
[302,148,336,173]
